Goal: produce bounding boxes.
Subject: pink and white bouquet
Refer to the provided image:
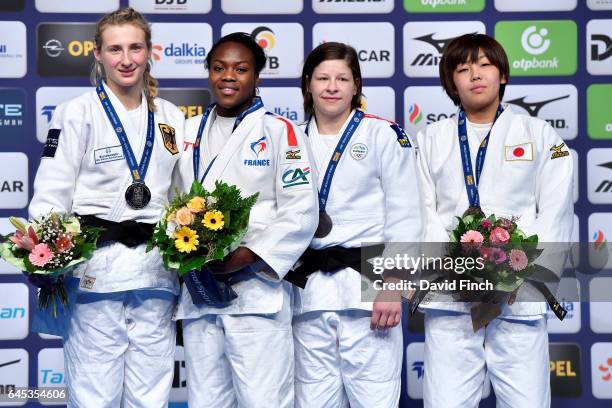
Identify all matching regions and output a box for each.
[449,210,542,293]
[0,213,100,315]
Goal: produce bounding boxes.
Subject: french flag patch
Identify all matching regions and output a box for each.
[504,142,533,161]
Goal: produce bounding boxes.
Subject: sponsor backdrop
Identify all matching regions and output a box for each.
[0,0,611,406]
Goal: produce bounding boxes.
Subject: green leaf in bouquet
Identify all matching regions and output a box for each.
[223,211,231,229]
[178,256,207,276]
[462,215,475,226]
[524,234,539,244]
[189,180,206,197]
[516,266,535,279]
[495,278,523,293]
[0,242,28,271]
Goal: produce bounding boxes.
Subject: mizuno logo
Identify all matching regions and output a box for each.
[412,33,458,54]
[598,161,612,170]
[0,359,20,369]
[505,95,570,117]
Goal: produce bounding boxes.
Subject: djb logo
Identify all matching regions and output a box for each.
[521,26,551,55]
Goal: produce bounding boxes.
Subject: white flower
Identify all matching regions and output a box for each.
[166,220,179,238]
[64,218,81,234]
[206,196,218,207]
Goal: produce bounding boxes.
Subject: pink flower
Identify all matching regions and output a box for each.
[509,249,528,271]
[489,227,510,246]
[491,248,507,265]
[481,219,492,230]
[9,226,39,251]
[54,233,73,253]
[29,243,54,267]
[460,230,484,246]
[479,246,492,262]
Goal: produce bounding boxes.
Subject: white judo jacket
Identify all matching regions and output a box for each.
[29,87,185,294]
[293,111,424,314]
[174,102,319,317]
[416,106,574,317]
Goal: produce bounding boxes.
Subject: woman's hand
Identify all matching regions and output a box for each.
[207,247,260,275]
[371,281,403,330]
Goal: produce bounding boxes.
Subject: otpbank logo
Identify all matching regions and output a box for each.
[404,0,484,13]
[587,84,612,140]
[495,20,577,76]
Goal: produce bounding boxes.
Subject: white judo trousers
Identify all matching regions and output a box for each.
[423,310,550,408]
[293,112,423,408]
[182,301,293,408]
[63,290,177,408]
[294,310,402,408]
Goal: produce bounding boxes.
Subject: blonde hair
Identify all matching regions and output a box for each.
[91,7,157,111]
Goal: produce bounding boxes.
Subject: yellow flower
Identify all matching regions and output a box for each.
[187,196,206,213]
[166,211,176,222]
[174,227,199,253]
[202,210,224,231]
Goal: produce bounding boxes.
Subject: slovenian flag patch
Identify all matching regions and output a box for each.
[504,142,534,161]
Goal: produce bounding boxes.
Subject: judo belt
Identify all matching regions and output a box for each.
[285,244,385,289]
[409,275,567,321]
[79,215,155,248]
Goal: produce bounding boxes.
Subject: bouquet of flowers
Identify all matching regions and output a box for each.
[444,208,546,331]
[0,213,101,316]
[148,180,258,305]
[449,209,542,293]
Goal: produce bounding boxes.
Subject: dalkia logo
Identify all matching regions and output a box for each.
[152,43,206,60]
[407,103,423,124]
[404,0,484,12]
[272,107,298,121]
[495,20,577,76]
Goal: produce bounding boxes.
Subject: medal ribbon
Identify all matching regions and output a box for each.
[306,109,364,212]
[457,105,504,208]
[192,97,264,182]
[96,82,155,183]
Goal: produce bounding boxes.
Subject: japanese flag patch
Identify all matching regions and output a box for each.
[504,142,533,161]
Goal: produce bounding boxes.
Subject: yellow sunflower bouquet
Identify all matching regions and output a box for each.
[148,180,258,277]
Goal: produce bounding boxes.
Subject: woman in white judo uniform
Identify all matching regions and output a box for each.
[416,34,574,408]
[173,32,318,407]
[28,8,184,408]
[291,42,423,408]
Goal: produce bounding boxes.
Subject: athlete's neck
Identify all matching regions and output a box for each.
[463,100,500,124]
[105,80,143,111]
[314,109,352,135]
